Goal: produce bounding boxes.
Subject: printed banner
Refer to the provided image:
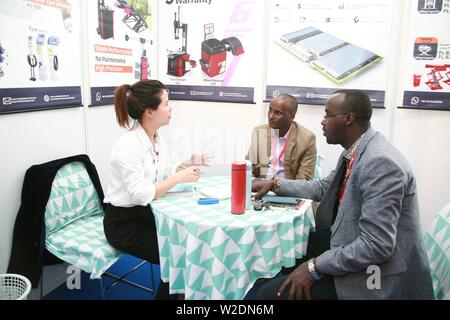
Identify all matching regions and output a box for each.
[166,84,254,103]
[88,0,157,106]
[265,0,393,107]
[0,0,82,114]
[401,0,450,111]
[157,0,262,103]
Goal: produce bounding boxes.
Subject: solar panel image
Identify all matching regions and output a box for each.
[311,44,381,81]
[280,26,322,44]
[275,27,382,83]
[277,27,324,61]
[299,32,348,58]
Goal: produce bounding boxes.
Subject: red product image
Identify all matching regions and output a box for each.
[413,74,421,87]
[125,35,152,80]
[140,53,148,79]
[167,6,196,77]
[199,23,244,78]
[200,38,227,77]
[97,0,114,40]
[168,52,192,77]
[425,64,450,90]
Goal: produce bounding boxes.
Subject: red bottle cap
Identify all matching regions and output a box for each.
[232,161,247,171]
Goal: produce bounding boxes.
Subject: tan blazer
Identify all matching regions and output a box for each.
[246,122,317,180]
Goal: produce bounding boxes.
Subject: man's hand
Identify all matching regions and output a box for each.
[278,262,315,300]
[251,180,273,200]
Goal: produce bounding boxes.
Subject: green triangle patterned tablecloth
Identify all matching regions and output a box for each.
[152,176,315,300]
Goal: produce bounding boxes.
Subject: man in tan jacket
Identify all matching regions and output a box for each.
[247,94,317,180]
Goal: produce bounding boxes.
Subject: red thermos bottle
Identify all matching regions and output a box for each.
[231,161,246,214]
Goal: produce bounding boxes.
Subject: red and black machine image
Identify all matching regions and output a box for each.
[97,0,114,40]
[116,0,151,33]
[200,23,244,77]
[167,6,196,77]
[424,64,450,90]
[125,34,152,80]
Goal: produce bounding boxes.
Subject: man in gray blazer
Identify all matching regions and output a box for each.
[252,89,434,300]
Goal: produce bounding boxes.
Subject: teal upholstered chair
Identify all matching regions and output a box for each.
[424,203,450,300]
[44,161,154,298]
[313,154,324,180]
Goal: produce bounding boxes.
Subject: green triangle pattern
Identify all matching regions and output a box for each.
[169,223,181,245]
[44,162,122,279]
[199,256,215,271]
[151,176,315,300]
[424,203,450,300]
[45,162,103,235]
[190,270,205,289]
[46,214,122,279]
[171,268,185,291]
[186,242,204,264]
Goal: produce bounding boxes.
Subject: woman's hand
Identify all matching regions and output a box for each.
[175,166,200,183]
[183,153,214,167]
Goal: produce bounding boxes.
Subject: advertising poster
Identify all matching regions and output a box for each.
[401,0,450,111]
[88,0,156,106]
[157,0,262,103]
[0,0,82,114]
[265,0,393,107]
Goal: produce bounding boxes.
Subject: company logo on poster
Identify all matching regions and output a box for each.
[417,0,443,14]
[413,37,438,60]
[2,97,12,105]
[411,96,420,105]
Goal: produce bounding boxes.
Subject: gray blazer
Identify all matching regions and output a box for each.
[278,128,434,299]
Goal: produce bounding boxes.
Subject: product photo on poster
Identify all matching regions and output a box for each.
[0,0,82,114]
[265,0,393,107]
[158,0,263,103]
[88,0,157,106]
[401,0,450,111]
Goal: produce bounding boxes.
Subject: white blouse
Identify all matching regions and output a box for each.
[104,122,178,207]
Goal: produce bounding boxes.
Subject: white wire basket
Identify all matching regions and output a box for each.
[0,274,32,300]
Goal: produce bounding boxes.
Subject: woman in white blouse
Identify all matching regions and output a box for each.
[103,80,210,299]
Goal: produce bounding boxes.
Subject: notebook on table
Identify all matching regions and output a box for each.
[261,195,302,206]
[198,186,231,200]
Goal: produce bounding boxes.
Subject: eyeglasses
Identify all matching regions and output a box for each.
[323,112,351,119]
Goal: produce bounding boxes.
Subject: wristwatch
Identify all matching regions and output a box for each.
[307,259,322,281]
[271,177,281,193]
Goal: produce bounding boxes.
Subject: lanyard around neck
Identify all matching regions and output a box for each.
[338,151,356,205]
[270,131,290,165]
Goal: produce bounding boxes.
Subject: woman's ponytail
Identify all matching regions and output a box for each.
[114,84,132,128]
[113,80,166,128]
